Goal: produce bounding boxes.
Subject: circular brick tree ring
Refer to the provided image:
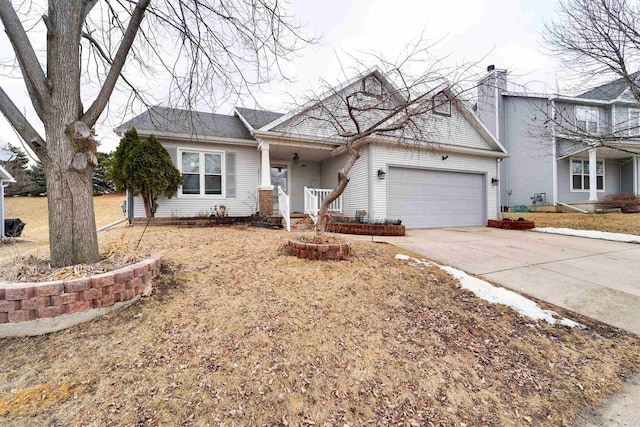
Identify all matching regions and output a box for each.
[288,239,351,261]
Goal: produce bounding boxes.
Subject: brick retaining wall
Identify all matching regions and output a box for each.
[327,223,405,236]
[487,219,535,230]
[288,240,351,261]
[0,254,161,334]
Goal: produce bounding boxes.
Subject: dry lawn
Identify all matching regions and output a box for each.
[508,212,640,236]
[0,226,639,426]
[4,193,126,242]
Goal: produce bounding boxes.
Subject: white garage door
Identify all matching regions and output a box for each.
[387,167,486,228]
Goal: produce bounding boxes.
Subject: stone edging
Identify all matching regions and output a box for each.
[0,254,161,338]
[327,223,405,236]
[288,240,351,261]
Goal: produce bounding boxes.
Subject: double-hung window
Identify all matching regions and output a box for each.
[181,151,223,196]
[629,108,640,136]
[576,106,599,134]
[571,158,604,191]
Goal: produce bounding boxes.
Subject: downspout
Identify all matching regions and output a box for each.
[551,99,558,206]
[496,158,501,219]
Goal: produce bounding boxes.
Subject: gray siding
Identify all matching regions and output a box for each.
[500,97,554,207]
[557,157,621,202]
[621,159,634,193]
[270,159,321,213]
[370,143,498,221]
[132,140,259,218]
[320,151,369,216]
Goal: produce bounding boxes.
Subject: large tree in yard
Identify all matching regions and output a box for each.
[0,1,306,267]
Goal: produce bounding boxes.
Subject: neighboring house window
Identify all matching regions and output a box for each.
[571,158,604,191]
[576,106,599,133]
[180,151,223,196]
[432,92,451,116]
[628,108,640,136]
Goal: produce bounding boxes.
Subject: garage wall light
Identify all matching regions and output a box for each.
[377,169,386,179]
[491,178,499,185]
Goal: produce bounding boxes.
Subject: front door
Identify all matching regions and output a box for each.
[271,164,288,212]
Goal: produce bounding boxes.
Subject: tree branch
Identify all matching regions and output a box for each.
[0,0,51,116]
[81,0,151,127]
[0,86,45,152]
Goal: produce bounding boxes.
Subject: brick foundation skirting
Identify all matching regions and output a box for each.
[327,223,405,236]
[131,216,250,226]
[0,254,161,337]
[288,240,351,261]
[487,219,535,230]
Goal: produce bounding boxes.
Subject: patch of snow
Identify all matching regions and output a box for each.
[396,254,585,329]
[533,227,640,244]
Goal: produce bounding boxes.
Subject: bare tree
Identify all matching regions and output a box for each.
[545,0,640,103]
[542,0,640,147]
[274,46,479,240]
[0,1,308,267]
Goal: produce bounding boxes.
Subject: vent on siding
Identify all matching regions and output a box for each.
[226,152,236,198]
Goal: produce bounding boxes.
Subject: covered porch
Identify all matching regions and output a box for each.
[256,140,345,230]
[556,143,639,212]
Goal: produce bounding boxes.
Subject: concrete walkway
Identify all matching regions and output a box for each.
[352,227,640,426]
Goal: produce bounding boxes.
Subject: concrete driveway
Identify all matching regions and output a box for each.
[363,227,640,335]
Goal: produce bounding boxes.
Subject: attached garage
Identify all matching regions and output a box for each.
[387,167,486,228]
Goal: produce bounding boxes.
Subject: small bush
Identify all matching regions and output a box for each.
[600,193,640,213]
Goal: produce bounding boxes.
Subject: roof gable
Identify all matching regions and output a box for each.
[578,72,640,101]
[255,70,505,155]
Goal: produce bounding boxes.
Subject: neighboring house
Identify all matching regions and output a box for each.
[115,69,507,228]
[0,164,16,237]
[477,66,640,212]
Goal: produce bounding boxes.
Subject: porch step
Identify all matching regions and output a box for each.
[291,216,315,231]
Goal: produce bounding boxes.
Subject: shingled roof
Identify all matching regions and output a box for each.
[114,106,255,141]
[577,72,640,100]
[234,107,284,129]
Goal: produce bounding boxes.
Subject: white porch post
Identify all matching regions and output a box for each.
[588,148,598,201]
[634,155,638,195]
[258,141,273,190]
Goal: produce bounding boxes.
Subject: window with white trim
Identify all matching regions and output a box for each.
[576,106,599,133]
[432,92,451,116]
[180,151,223,196]
[571,158,604,191]
[628,108,640,136]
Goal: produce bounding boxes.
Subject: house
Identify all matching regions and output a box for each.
[477,66,640,212]
[115,69,507,229]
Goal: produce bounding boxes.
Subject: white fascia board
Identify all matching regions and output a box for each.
[331,137,509,159]
[130,131,258,147]
[232,108,255,132]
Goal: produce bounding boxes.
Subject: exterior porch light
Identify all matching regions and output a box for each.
[293,153,300,164]
[491,177,499,185]
[377,169,386,179]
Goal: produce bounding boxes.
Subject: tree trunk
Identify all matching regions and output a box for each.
[314,149,360,240]
[42,2,99,267]
[142,191,155,218]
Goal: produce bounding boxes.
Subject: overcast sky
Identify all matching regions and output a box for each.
[1,0,568,156]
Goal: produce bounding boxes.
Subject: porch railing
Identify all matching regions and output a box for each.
[304,187,342,224]
[277,185,290,232]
